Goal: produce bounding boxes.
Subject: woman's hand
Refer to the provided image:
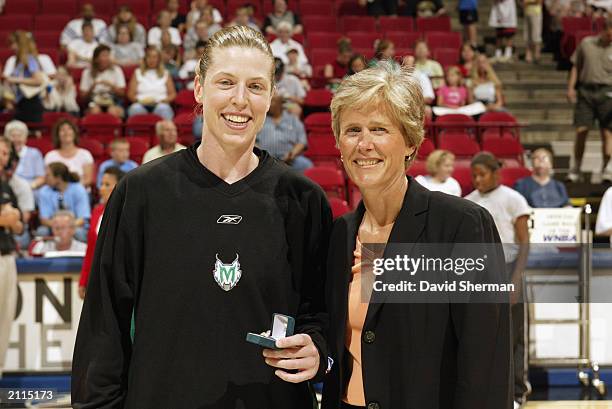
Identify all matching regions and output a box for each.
[262,333,320,383]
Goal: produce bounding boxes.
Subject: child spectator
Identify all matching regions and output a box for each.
[285,48,312,91]
[459,42,477,79]
[489,0,518,61]
[44,66,80,115]
[437,66,470,108]
[96,139,137,188]
[324,38,353,88]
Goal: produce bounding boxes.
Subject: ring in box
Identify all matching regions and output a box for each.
[246,314,295,350]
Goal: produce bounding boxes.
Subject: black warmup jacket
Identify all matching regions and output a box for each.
[322,178,513,409]
[72,145,333,409]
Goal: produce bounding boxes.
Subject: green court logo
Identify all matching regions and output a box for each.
[213,254,242,291]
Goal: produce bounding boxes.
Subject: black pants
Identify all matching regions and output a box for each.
[340,402,366,409]
[367,0,398,16]
[15,95,43,123]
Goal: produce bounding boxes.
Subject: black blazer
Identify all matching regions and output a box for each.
[322,177,512,409]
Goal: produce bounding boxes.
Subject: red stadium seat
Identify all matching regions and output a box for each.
[305,134,340,167]
[85,0,118,16]
[81,113,123,137]
[438,134,480,158]
[378,16,414,32]
[433,48,460,68]
[561,16,592,33]
[500,167,531,187]
[126,137,150,164]
[125,114,164,142]
[310,49,339,69]
[302,17,339,33]
[38,48,61,65]
[416,16,451,32]
[68,67,85,87]
[304,167,346,198]
[329,197,351,218]
[35,15,69,31]
[174,89,197,114]
[118,0,151,14]
[174,112,195,137]
[452,165,473,195]
[34,31,61,48]
[479,111,520,139]
[300,1,336,16]
[4,0,39,14]
[304,89,333,111]
[417,138,435,160]
[346,32,382,49]
[407,160,427,177]
[0,15,34,31]
[341,16,376,32]
[121,64,139,82]
[304,112,332,134]
[435,114,477,139]
[27,139,54,155]
[425,32,462,51]
[0,49,13,65]
[337,0,369,16]
[482,137,524,166]
[40,0,78,16]
[79,139,105,161]
[306,32,343,49]
[384,31,422,49]
[152,0,190,13]
[41,112,77,137]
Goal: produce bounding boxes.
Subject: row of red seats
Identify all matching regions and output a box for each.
[560,16,607,60]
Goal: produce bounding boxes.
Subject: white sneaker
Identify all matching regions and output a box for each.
[566,169,580,182]
[514,401,521,409]
[504,46,513,59]
[495,48,503,60]
[602,168,612,183]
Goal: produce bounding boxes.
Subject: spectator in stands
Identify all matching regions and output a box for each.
[274,58,305,116]
[60,3,107,47]
[183,20,211,60]
[370,39,398,67]
[96,139,137,188]
[415,149,462,196]
[187,0,223,28]
[36,162,90,242]
[285,48,312,90]
[324,38,352,88]
[459,0,479,48]
[489,0,517,61]
[459,42,477,79]
[165,0,187,31]
[80,45,126,118]
[359,0,399,16]
[514,148,570,207]
[415,0,447,17]
[100,5,147,47]
[67,22,99,68]
[228,5,262,32]
[414,40,445,88]
[347,54,368,76]
[402,55,436,106]
[142,120,186,164]
[44,119,94,186]
[179,41,207,89]
[256,94,312,171]
[0,136,22,379]
[264,0,303,35]
[127,46,177,120]
[44,66,80,115]
[4,31,46,123]
[79,166,125,299]
[436,66,470,108]
[30,210,87,256]
[111,25,145,66]
[596,185,612,245]
[4,32,57,79]
[524,0,543,63]
[4,120,45,189]
[0,135,33,249]
[470,54,504,111]
[465,151,531,409]
[149,10,183,49]
[566,19,612,182]
[270,22,309,66]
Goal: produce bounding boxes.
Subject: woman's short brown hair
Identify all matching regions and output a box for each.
[51,119,79,149]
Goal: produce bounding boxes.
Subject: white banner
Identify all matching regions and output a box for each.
[529,208,583,244]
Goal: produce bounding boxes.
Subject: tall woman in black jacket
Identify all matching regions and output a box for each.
[322,61,513,409]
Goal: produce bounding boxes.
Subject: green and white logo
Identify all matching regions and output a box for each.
[213,253,242,291]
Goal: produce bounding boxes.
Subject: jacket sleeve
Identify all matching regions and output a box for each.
[450,206,513,409]
[292,186,334,383]
[72,176,143,408]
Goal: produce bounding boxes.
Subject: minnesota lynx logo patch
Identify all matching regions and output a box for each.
[213,254,242,291]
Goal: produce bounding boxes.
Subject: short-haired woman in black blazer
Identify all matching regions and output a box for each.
[322,61,513,409]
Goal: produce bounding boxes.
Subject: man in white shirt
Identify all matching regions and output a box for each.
[60,3,107,47]
[142,120,186,164]
[30,210,87,256]
[269,22,308,66]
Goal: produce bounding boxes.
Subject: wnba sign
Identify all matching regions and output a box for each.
[5,273,82,372]
[529,208,583,244]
